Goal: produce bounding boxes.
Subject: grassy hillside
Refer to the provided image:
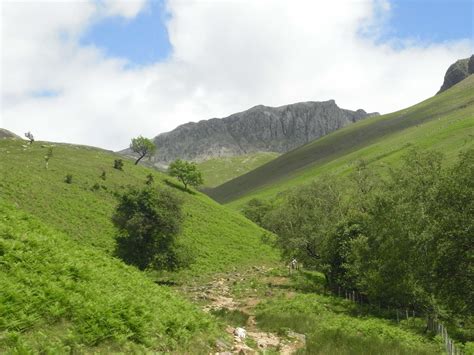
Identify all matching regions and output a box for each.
[0,140,278,278]
[198,152,279,187]
[207,75,474,206]
[0,139,280,351]
[0,199,219,352]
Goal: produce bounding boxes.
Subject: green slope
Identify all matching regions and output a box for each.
[0,141,278,278]
[0,200,218,352]
[0,139,279,351]
[198,152,279,188]
[207,75,474,206]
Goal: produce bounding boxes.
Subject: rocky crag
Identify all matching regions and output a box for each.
[437,55,474,94]
[146,100,378,165]
[0,129,21,139]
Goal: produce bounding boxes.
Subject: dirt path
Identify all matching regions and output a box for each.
[181,267,306,354]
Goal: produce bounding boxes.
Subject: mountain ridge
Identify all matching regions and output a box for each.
[206,74,474,204]
[139,100,378,165]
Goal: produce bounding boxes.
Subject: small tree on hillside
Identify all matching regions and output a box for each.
[112,187,185,270]
[168,159,204,191]
[44,147,53,169]
[130,136,156,165]
[24,132,34,144]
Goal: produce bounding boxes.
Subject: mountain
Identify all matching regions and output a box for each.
[0,128,21,139]
[145,100,378,165]
[437,55,473,93]
[206,74,474,206]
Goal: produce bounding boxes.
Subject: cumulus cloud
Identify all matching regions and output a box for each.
[1,0,472,150]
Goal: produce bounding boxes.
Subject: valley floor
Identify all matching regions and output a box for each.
[172,265,443,354]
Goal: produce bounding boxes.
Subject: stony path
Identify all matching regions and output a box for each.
[180,267,306,354]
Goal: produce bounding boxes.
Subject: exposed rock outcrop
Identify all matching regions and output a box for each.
[143,100,378,165]
[0,128,21,139]
[437,55,474,94]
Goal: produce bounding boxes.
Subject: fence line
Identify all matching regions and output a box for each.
[337,287,462,355]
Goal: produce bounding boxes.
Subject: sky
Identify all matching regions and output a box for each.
[1,0,473,150]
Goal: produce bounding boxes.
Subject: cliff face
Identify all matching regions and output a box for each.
[437,55,474,94]
[149,100,378,164]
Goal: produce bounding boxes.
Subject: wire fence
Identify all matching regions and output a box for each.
[337,287,463,355]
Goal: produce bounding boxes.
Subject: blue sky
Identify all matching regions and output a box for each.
[81,0,171,65]
[81,0,473,67]
[3,0,472,150]
[385,0,473,42]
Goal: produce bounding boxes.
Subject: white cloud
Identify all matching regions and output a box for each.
[1,0,472,150]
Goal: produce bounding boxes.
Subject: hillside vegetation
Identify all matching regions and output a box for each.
[198,152,279,187]
[0,140,278,278]
[207,75,474,206]
[0,200,219,352]
[0,139,278,351]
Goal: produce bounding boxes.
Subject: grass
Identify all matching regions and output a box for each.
[0,139,279,351]
[0,199,219,353]
[206,75,474,206]
[254,271,443,355]
[0,140,279,279]
[198,152,279,187]
[210,308,250,328]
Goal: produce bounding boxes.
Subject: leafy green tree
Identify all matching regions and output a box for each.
[264,177,346,268]
[426,148,474,316]
[242,198,273,226]
[130,136,156,165]
[112,187,185,270]
[168,159,204,190]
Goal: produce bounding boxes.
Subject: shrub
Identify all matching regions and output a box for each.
[113,159,123,170]
[112,187,187,271]
[100,170,107,180]
[145,173,154,185]
[64,174,73,184]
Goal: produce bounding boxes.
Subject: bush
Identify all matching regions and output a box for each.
[100,170,107,180]
[145,173,154,185]
[113,159,123,170]
[64,174,73,184]
[112,187,187,271]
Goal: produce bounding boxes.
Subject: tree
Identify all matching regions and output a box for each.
[264,177,346,269]
[24,131,34,144]
[168,159,204,191]
[130,136,156,165]
[112,187,185,270]
[242,198,273,227]
[44,147,53,169]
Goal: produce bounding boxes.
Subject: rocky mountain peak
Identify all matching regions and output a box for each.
[143,100,378,166]
[437,55,474,94]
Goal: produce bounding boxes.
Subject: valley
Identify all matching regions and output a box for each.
[1,53,473,354]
